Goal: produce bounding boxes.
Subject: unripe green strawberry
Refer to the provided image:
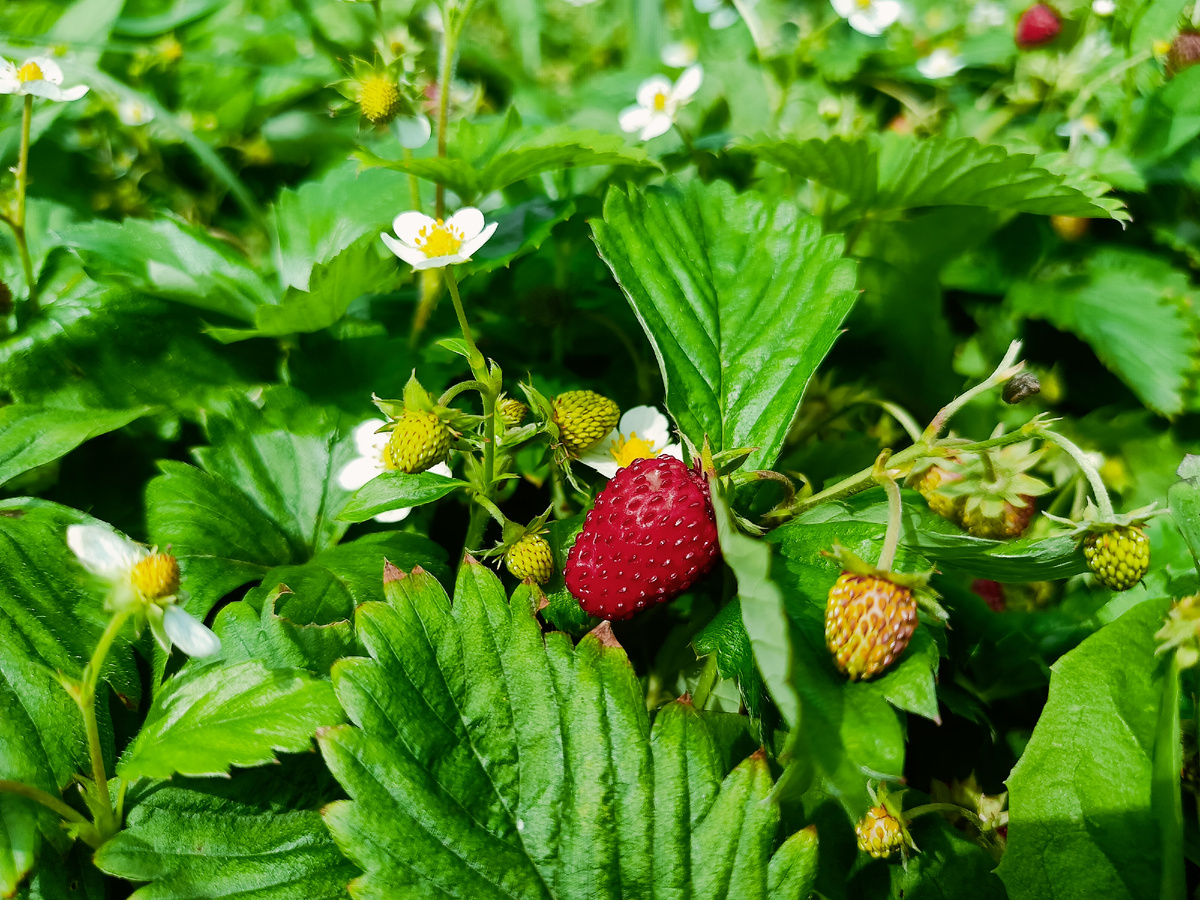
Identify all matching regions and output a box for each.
[856,806,905,859]
[499,397,528,427]
[505,533,554,584]
[1083,525,1150,591]
[552,390,620,455]
[386,409,450,473]
[960,495,1038,539]
[825,573,918,680]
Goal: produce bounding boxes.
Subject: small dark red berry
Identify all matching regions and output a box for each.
[1016,3,1061,48]
[564,456,720,620]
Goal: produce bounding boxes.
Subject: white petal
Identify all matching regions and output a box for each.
[446,207,485,241]
[58,84,88,102]
[661,443,684,460]
[830,0,856,17]
[694,0,723,12]
[373,507,413,523]
[636,75,674,109]
[338,456,385,490]
[640,113,674,141]
[428,462,453,478]
[353,418,389,457]
[459,221,498,258]
[671,65,703,101]
[23,81,62,100]
[1088,128,1110,147]
[709,7,740,28]
[411,254,457,270]
[29,58,62,84]
[619,406,671,447]
[0,63,19,94]
[393,114,431,148]
[67,524,145,579]
[661,41,698,68]
[392,211,436,243]
[619,105,655,133]
[163,604,221,657]
[381,232,428,266]
[577,438,622,479]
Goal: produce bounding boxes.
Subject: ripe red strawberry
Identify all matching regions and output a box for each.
[564,456,720,620]
[1016,4,1061,48]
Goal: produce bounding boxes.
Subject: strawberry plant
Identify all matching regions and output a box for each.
[2,0,1200,898]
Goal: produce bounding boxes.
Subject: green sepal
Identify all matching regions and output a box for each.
[402,371,435,413]
[827,544,947,625]
[1043,499,1166,536]
[711,446,758,476]
[480,506,555,562]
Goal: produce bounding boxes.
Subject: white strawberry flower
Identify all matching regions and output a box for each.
[619,65,702,142]
[0,56,88,102]
[968,1,1007,30]
[1092,0,1115,15]
[380,207,498,270]
[117,97,155,126]
[66,524,220,658]
[830,0,902,36]
[338,419,452,522]
[917,48,966,79]
[578,406,683,479]
[1057,114,1109,149]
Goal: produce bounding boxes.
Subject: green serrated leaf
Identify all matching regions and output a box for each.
[0,404,151,487]
[58,218,274,322]
[338,470,469,523]
[1008,247,1197,416]
[356,120,656,201]
[693,599,768,719]
[94,771,357,899]
[319,559,809,897]
[117,659,345,780]
[213,592,359,676]
[592,179,858,470]
[998,597,1173,900]
[751,134,1129,220]
[242,531,450,627]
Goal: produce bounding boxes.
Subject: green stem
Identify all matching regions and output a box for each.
[371,0,388,60]
[481,376,497,499]
[434,7,455,219]
[404,148,422,212]
[14,94,36,318]
[877,472,902,571]
[442,269,482,371]
[438,379,487,406]
[691,653,719,711]
[464,502,488,553]
[924,340,1023,442]
[0,780,88,826]
[903,802,994,837]
[872,399,923,444]
[1038,429,1114,519]
[77,609,131,831]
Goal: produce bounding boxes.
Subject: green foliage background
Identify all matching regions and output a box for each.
[1,0,1199,897]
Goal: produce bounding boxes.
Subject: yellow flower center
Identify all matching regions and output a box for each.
[416,219,465,258]
[17,61,44,83]
[130,552,181,601]
[652,91,668,111]
[856,0,873,8]
[610,432,659,468]
[359,75,401,124]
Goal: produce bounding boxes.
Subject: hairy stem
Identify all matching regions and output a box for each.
[1038,428,1114,519]
[77,609,131,832]
[0,780,88,826]
[924,340,1023,441]
[14,94,36,318]
[443,269,482,371]
[878,472,903,571]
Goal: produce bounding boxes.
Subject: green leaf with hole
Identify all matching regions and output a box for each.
[592,179,858,470]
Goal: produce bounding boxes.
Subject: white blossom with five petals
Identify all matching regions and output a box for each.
[619,65,702,142]
[66,524,220,658]
[380,207,497,270]
[578,406,683,479]
[338,419,453,522]
[830,0,902,36]
[0,56,88,102]
[917,48,966,79]
[1056,115,1109,149]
